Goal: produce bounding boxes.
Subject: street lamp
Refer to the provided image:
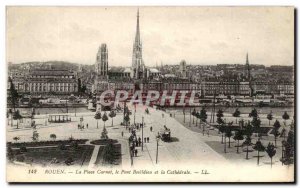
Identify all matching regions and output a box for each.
[156,134,161,164]
[189,107,191,127]
[142,116,144,151]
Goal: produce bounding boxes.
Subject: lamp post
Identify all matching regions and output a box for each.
[142,116,144,151]
[156,135,161,164]
[189,108,191,127]
[134,109,136,124]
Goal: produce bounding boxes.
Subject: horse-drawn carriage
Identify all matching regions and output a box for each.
[159,125,171,142]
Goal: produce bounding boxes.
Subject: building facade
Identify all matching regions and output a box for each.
[9,69,78,95]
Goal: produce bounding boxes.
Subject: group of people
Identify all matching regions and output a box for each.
[127,122,153,158]
[77,123,88,130]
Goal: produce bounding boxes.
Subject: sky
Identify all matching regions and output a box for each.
[6,7,294,67]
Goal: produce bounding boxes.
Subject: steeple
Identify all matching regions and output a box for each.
[245,53,253,96]
[246,53,250,79]
[246,53,249,65]
[134,9,141,46]
[132,8,144,79]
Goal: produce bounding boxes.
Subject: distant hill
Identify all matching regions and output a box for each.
[10,61,94,71]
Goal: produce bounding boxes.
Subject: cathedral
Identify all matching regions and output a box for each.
[93,9,160,91]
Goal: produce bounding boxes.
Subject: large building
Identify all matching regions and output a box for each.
[8,68,78,96]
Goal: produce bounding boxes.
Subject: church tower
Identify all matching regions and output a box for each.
[245,53,253,96]
[132,9,145,79]
[246,53,251,81]
[95,43,108,78]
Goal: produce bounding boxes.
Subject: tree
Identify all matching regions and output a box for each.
[32,130,39,142]
[243,136,252,160]
[8,77,19,111]
[224,127,227,153]
[217,116,225,141]
[195,111,200,127]
[266,142,276,168]
[225,125,233,148]
[102,112,108,128]
[109,110,116,127]
[282,111,290,124]
[281,130,294,165]
[251,117,261,138]
[233,130,244,153]
[244,121,253,138]
[243,122,253,160]
[216,109,224,130]
[219,124,226,144]
[13,110,23,129]
[101,127,109,140]
[124,112,130,127]
[31,108,36,119]
[272,120,281,147]
[249,108,258,118]
[103,141,116,164]
[94,111,101,129]
[7,143,14,161]
[232,108,241,124]
[253,140,265,165]
[13,136,20,142]
[191,108,196,124]
[199,107,208,126]
[216,109,224,119]
[8,109,13,127]
[50,134,57,141]
[267,112,273,126]
[71,141,79,150]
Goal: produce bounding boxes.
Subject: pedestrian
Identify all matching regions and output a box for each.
[147,137,149,143]
[135,140,139,147]
[144,137,147,143]
[134,149,138,157]
[121,131,124,137]
[86,123,88,129]
[150,126,153,132]
[138,137,141,146]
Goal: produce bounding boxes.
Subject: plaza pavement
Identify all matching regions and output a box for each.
[7,104,228,169]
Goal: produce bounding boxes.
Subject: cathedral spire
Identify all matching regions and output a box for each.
[134,9,141,46]
[132,8,144,79]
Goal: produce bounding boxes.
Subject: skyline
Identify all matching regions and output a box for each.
[7,7,294,66]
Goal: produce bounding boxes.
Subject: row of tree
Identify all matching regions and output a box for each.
[94,110,117,128]
[186,107,294,167]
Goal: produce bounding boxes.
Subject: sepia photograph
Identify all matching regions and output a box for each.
[5,6,295,182]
